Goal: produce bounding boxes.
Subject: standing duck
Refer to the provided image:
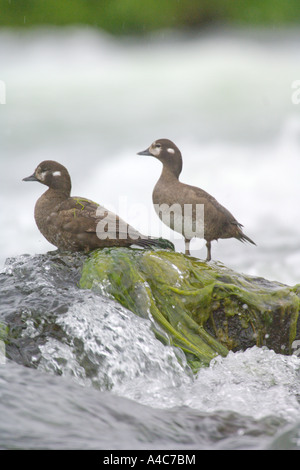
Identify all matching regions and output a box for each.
[138,139,255,261]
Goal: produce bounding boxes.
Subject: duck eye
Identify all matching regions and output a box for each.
[155,144,161,148]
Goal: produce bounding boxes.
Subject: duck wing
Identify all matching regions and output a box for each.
[55,197,143,241]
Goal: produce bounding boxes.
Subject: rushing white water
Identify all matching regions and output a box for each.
[1,246,300,449]
[37,294,192,395]
[36,291,300,423]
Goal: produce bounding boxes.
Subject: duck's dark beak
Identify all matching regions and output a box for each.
[23,173,38,182]
[137,148,152,156]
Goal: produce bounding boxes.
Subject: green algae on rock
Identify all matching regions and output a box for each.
[80,248,300,370]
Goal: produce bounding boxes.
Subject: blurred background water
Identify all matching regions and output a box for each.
[1,0,300,451]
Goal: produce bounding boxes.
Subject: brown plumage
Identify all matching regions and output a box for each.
[138,139,255,261]
[23,160,168,252]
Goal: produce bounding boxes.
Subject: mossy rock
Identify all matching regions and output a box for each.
[80,248,300,371]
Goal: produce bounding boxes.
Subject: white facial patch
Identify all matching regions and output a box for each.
[150,144,162,157]
[39,171,47,181]
[53,171,61,177]
[167,148,175,154]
